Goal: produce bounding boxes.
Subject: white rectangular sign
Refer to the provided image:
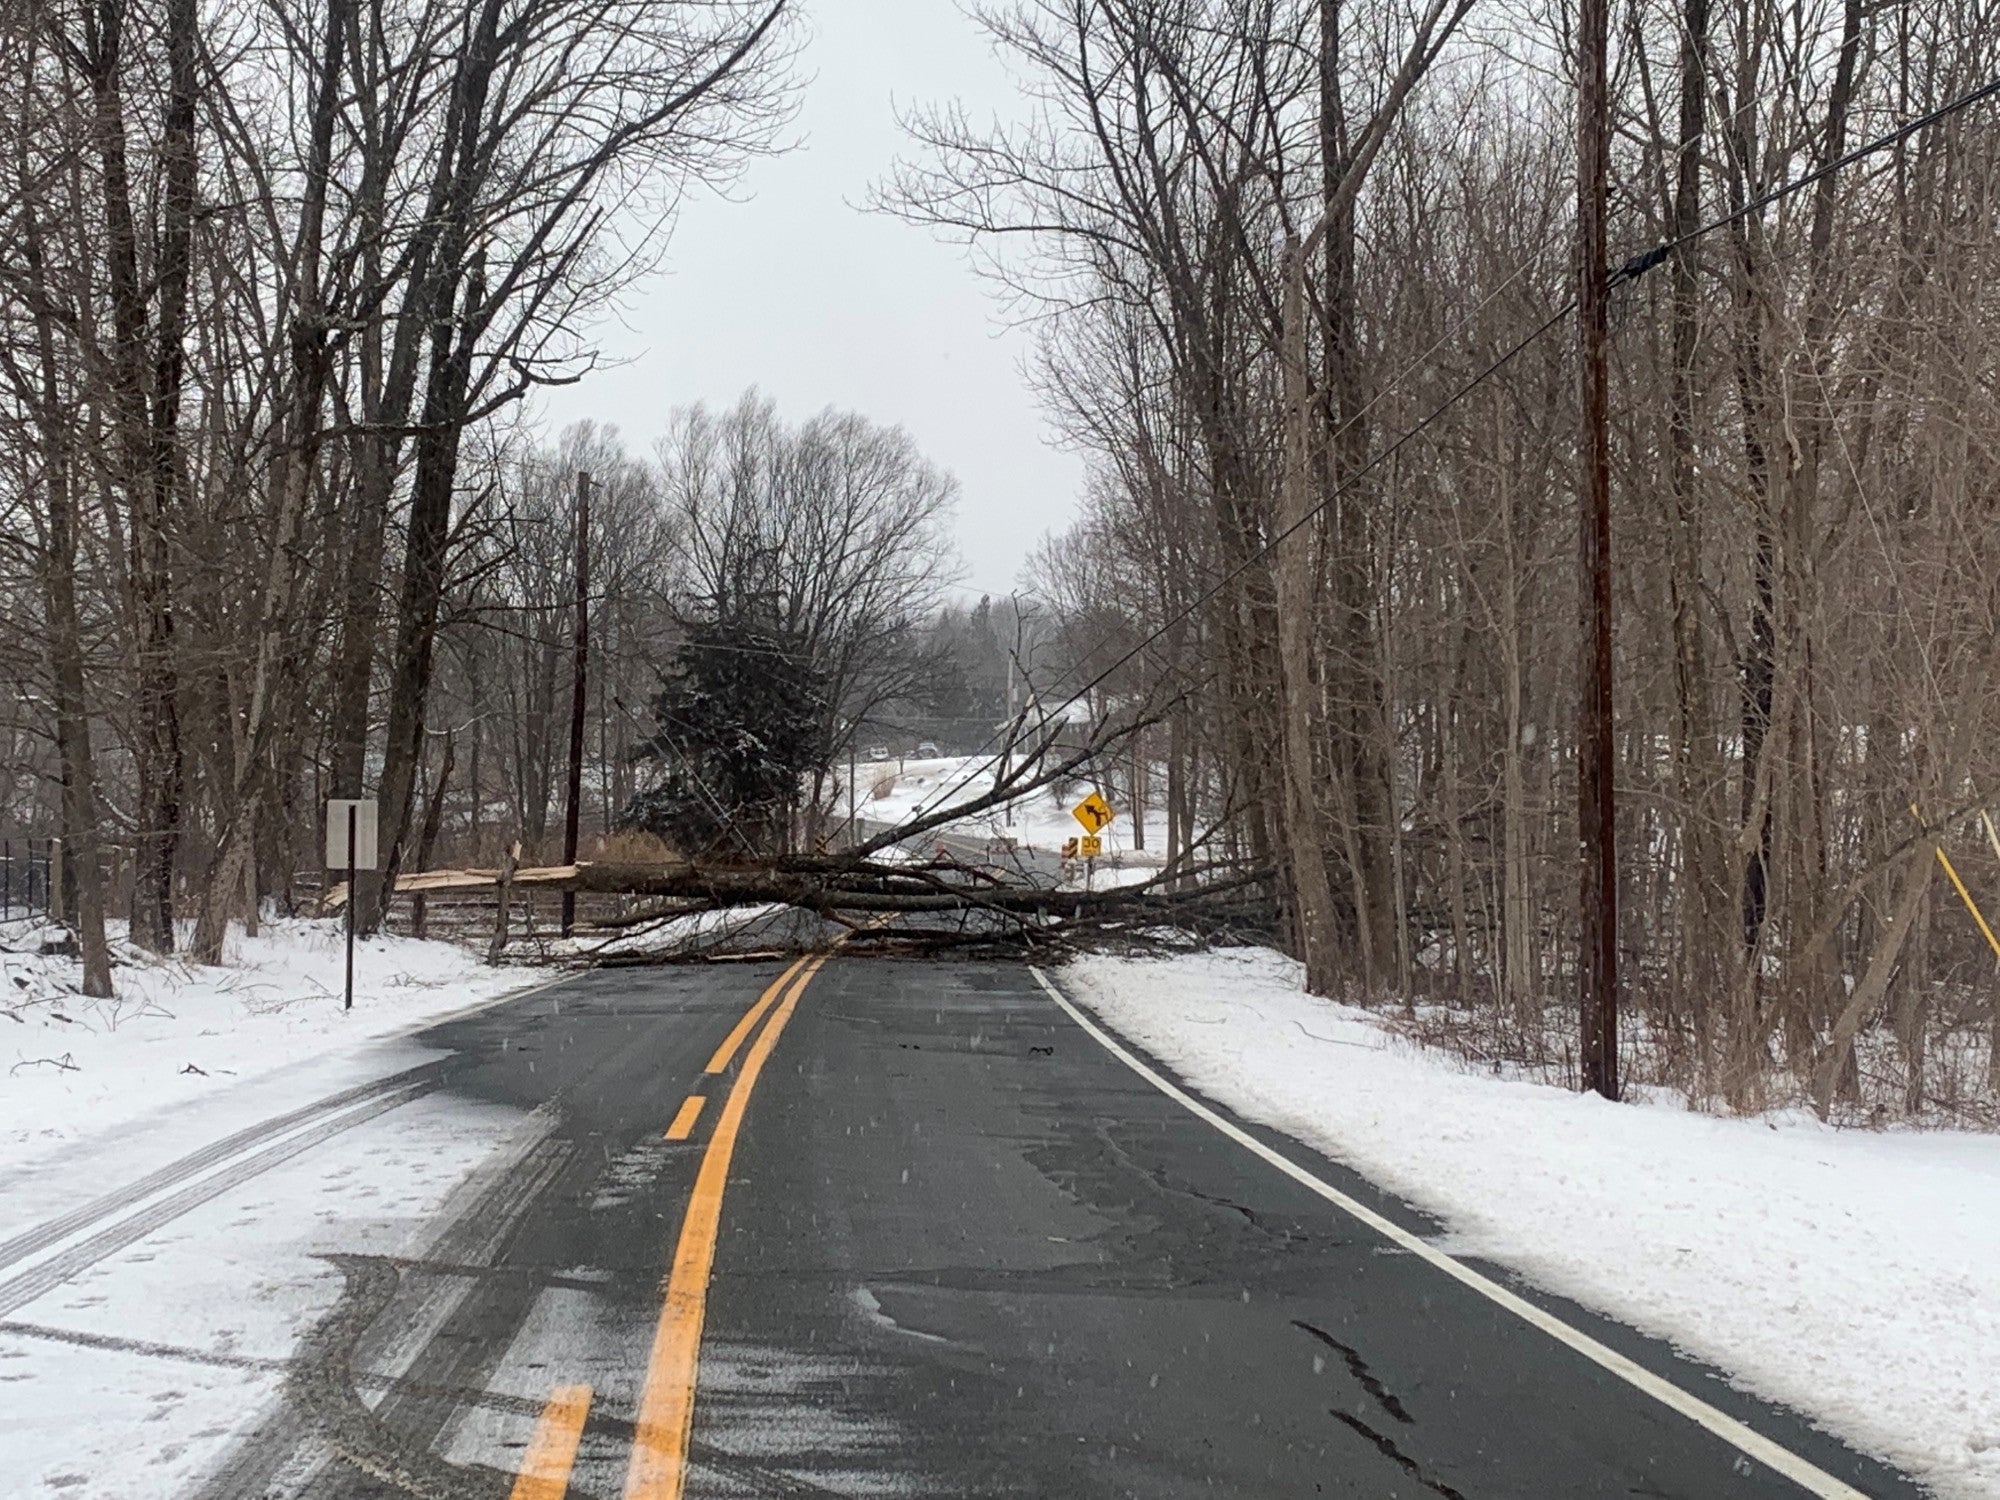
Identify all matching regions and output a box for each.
[325,799,380,871]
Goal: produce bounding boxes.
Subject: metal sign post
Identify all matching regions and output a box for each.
[344,805,356,1010]
[326,799,379,1012]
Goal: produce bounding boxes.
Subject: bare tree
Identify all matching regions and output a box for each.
[654,392,960,843]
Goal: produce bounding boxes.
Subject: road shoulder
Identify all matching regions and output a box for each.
[1053,946,1986,1498]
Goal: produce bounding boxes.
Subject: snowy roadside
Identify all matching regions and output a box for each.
[0,916,537,1227]
[0,1087,538,1498]
[0,916,551,1496]
[1060,946,2000,1499]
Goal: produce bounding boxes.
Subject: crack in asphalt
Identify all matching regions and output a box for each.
[1292,1319,1415,1424]
[1091,1118,1266,1230]
[1329,1410,1470,1500]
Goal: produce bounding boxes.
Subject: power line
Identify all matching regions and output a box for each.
[910,74,2000,828]
[1610,75,2000,289]
[904,299,1573,825]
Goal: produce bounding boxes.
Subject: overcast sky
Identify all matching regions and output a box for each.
[535,2,1084,599]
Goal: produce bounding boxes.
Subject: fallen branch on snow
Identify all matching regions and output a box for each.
[10,1052,77,1075]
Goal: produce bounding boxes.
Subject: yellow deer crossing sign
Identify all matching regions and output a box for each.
[1071,791,1116,835]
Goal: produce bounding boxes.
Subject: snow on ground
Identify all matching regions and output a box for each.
[0,916,546,1497]
[567,902,811,961]
[1,915,531,1202]
[1062,946,2000,1498]
[847,754,1166,859]
[580,901,792,958]
[1,1079,538,1498]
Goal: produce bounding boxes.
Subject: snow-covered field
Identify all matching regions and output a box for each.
[1061,946,2000,1498]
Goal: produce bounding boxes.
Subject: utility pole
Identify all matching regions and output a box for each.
[1576,0,1619,1098]
[561,470,591,939]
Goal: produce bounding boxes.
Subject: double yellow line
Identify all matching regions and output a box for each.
[508,953,831,1500]
[624,953,826,1499]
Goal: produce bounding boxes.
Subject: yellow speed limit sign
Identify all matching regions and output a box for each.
[1079,835,1103,858]
[1071,791,1116,834]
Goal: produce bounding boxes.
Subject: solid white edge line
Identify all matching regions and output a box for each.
[1027,965,1870,1500]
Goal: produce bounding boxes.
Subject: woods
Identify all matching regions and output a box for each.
[890,0,2000,1118]
[6,0,2000,1124]
[0,0,800,982]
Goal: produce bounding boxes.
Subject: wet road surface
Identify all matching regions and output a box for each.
[186,956,1919,1498]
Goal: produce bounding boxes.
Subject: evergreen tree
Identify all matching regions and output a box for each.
[625,609,829,856]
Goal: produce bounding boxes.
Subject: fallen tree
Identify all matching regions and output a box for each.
[337,849,1275,961]
[339,705,1280,961]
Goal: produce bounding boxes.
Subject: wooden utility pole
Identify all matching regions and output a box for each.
[561,471,591,938]
[1576,0,1619,1098]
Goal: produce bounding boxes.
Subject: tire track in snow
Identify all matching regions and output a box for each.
[195,1126,574,1500]
[0,1079,437,1317]
[0,1057,450,1276]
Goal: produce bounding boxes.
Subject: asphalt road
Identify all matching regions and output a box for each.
[189,956,1920,1499]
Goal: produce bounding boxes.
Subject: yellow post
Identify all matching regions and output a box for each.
[1913,804,2000,963]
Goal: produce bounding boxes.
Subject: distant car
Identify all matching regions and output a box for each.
[865,745,889,761]
[916,740,940,756]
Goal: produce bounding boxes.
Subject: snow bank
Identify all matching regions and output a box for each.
[0,916,529,1186]
[1062,946,2000,1498]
